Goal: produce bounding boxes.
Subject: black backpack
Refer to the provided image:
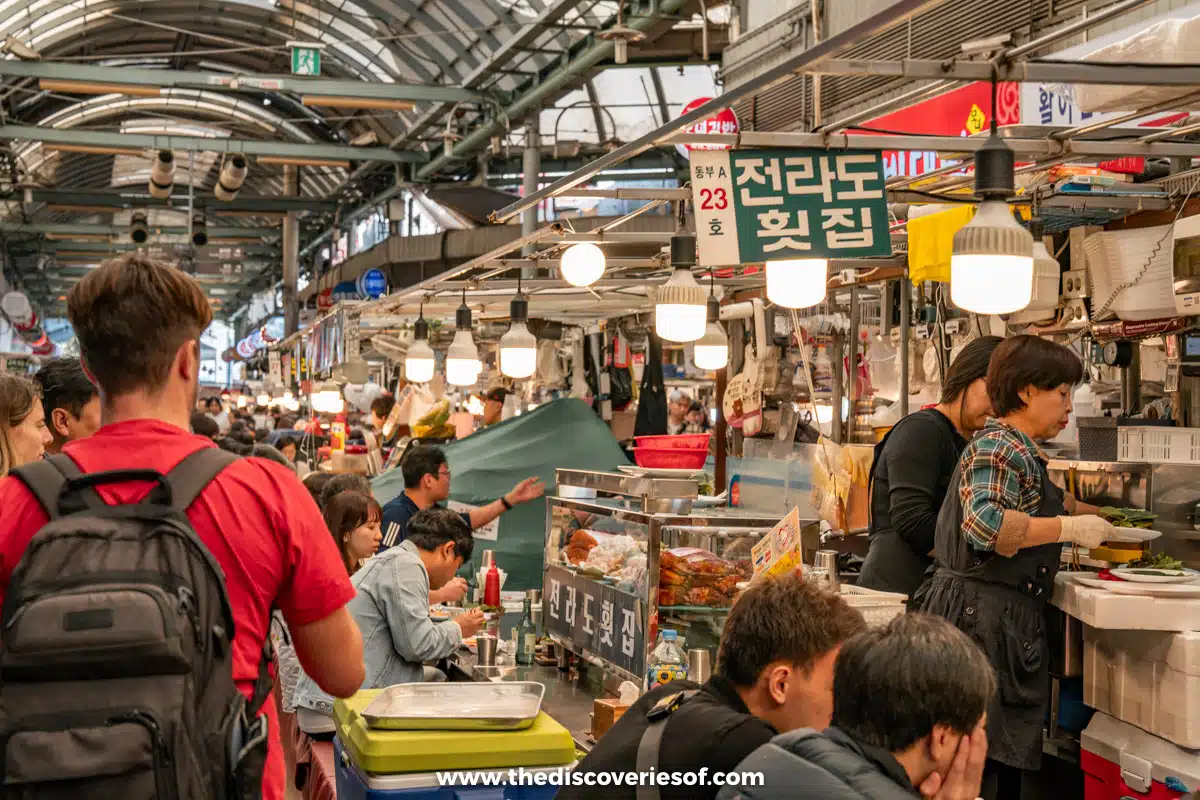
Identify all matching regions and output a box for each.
[0,450,273,800]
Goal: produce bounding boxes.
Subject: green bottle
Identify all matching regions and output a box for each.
[513,597,536,665]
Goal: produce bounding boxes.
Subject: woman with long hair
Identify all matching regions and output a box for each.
[859,336,1003,597]
[0,374,52,479]
[323,490,383,574]
[918,335,1117,799]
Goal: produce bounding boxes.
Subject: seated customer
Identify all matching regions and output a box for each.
[720,614,993,800]
[291,508,485,731]
[559,575,866,800]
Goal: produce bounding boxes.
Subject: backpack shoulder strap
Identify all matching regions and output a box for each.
[163,447,240,512]
[635,689,701,800]
[11,454,102,519]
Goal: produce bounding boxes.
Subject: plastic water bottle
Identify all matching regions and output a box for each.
[646,629,688,689]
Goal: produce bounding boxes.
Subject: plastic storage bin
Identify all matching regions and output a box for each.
[1083,626,1200,748]
[1081,712,1200,799]
[335,738,564,800]
[1119,426,1200,465]
[840,585,907,628]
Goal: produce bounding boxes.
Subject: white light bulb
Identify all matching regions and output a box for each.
[694,322,729,371]
[654,268,707,343]
[405,338,436,383]
[499,321,537,379]
[446,329,481,387]
[766,259,828,309]
[950,199,1034,314]
[560,243,606,287]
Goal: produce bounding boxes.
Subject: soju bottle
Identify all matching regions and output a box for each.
[513,597,536,665]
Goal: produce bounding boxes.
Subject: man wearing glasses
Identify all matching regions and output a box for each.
[379,445,544,602]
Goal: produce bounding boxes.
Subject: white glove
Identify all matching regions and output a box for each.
[1058,515,1116,550]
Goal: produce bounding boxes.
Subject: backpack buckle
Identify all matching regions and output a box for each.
[646,692,687,723]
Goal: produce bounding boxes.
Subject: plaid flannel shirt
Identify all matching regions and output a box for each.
[958,419,1046,552]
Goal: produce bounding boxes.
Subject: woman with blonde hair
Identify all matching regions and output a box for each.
[0,374,52,479]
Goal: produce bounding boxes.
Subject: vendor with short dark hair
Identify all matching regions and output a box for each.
[917,334,1116,799]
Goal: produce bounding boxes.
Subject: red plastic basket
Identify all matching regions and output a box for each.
[634,433,711,451]
[632,447,708,470]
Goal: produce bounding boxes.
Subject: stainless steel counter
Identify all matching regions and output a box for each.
[446,649,604,752]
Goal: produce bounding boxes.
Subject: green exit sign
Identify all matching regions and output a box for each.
[288,41,324,76]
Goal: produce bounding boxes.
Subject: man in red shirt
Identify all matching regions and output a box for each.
[0,253,365,800]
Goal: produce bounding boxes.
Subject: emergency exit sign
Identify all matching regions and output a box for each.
[289,42,324,76]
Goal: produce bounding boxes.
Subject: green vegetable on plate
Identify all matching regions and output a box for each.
[1098,506,1158,529]
[1127,552,1183,571]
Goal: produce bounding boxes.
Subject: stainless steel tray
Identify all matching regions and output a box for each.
[361,682,546,731]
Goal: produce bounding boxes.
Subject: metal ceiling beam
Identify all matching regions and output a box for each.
[670,130,1200,159]
[418,0,696,182]
[816,58,1200,86]
[0,125,425,164]
[6,241,281,256]
[25,189,336,213]
[491,0,952,222]
[0,60,486,105]
[0,223,279,237]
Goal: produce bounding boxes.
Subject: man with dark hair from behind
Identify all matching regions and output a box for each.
[190,411,220,440]
[720,614,994,800]
[34,356,101,455]
[559,575,867,800]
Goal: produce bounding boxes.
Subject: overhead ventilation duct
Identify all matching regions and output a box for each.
[214,155,247,202]
[148,150,175,199]
[191,213,208,247]
[130,211,149,244]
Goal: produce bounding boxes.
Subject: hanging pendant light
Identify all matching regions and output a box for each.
[655,233,707,343]
[405,305,435,383]
[950,80,1033,314]
[446,293,481,387]
[765,258,828,309]
[499,283,537,379]
[693,278,728,370]
[561,242,606,287]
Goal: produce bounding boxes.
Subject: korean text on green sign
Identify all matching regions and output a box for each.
[690,148,891,267]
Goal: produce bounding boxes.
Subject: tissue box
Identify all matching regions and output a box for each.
[591,699,629,741]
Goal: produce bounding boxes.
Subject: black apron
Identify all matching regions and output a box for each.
[917,459,1064,771]
[858,411,959,598]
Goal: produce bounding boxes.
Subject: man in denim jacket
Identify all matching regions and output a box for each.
[294,508,486,729]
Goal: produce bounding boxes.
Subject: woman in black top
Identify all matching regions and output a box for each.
[858,336,1002,597]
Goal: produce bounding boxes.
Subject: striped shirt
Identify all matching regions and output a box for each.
[958,419,1047,552]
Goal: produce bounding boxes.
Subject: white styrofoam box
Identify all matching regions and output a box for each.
[1120,426,1200,466]
[1053,573,1200,632]
[1082,712,1200,793]
[1075,17,1200,114]
[1083,626,1200,749]
[1083,225,1176,322]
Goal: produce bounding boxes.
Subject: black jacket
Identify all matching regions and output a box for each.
[717,728,919,800]
[858,408,966,596]
[557,676,776,800]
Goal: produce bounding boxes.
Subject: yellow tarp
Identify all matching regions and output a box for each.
[907,204,975,284]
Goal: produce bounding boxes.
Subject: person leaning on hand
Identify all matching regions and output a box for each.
[917,335,1115,800]
[721,613,994,800]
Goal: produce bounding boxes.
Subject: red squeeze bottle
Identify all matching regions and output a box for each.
[483,563,501,608]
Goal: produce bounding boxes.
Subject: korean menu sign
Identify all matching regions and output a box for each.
[690,148,891,267]
[544,564,645,677]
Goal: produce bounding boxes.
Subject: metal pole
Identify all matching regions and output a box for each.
[899,275,910,418]
[830,332,845,444]
[1005,0,1155,58]
[521,111,541,267]
[491,0,951,223]
[847,286,860,442]
[282,165,300,336]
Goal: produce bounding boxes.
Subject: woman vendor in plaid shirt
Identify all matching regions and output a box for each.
[916,335,1118,800]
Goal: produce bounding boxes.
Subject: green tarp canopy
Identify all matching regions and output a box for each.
[372,397,630,590]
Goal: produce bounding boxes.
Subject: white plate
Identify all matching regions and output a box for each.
[617,464,705,478]
[1106,582,1200,598]
[1104,528,1164,543]
[1113,565,1200,584]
